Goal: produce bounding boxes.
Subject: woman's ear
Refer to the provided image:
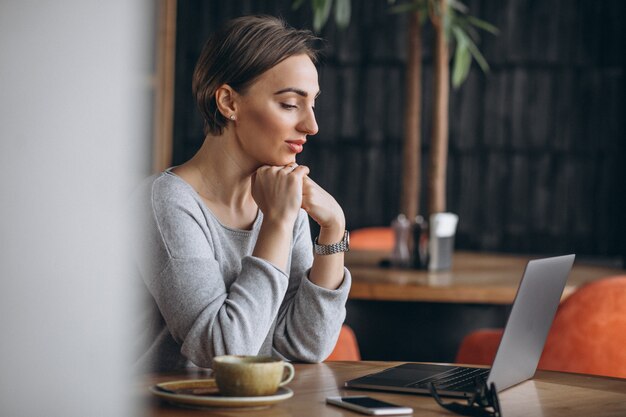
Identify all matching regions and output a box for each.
[215,84,237,118]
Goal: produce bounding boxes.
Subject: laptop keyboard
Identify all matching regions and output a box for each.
[407,367,490,392]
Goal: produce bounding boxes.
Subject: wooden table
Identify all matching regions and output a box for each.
[144,361,626,416]
[343,250,625,362]
[346,250,624,304]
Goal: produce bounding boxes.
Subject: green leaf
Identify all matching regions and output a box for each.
[292,0,306,10]
[464,23,480,41]
[443,6,452,40]
[464,34,489,72]
[466,15,499,35]
[312,0,333,32]
[453,26,488,72]
[312,0,326,13]
[451,29,471,87]
[389,2,420,14]
[448,0,468,13]
[388,0,430,18]
[452,46,471,88]
[334,0,351,29]
[452,16,479,40]
[418,11,428,25]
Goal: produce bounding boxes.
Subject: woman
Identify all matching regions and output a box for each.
[134,15,351,372]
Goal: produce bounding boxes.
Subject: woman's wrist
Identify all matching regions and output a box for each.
[317,222,346,245]
[253,217,294,272]
[260,216,295,236]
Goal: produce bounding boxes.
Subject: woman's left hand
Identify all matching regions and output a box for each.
[301,175,345,233]
[302,174,347,289]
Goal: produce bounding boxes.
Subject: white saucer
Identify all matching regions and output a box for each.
[150,378,293,409]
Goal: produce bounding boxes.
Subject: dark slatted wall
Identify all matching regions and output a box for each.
[172,0,626,263]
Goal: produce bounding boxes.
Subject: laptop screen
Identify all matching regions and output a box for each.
[487,255,575,390]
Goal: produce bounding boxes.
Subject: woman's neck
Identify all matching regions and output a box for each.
[172,134,259,228]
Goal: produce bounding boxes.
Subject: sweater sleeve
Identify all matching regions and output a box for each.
[141,178,290,368]
[272,211,352,362]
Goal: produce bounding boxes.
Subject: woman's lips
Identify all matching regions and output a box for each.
[285,140,305,154]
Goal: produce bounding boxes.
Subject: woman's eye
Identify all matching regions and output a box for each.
[280,103,298,110]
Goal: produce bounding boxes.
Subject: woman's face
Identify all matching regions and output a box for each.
[232,54,319,167]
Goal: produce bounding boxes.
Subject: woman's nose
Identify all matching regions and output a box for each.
[298,107,318,136]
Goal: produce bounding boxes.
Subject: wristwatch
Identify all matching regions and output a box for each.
[314,230,350,255]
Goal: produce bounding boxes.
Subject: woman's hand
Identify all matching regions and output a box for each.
[251,163,310,228]
[303,174,347,290]
[302,175,345,240]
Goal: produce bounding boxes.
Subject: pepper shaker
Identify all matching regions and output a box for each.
[391,214,411,268]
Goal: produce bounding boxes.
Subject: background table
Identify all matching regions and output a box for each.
[343,251,625,362]
[144,361,626,416]
[346,250,624,304]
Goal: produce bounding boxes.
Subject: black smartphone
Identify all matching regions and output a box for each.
[326,396,413,415]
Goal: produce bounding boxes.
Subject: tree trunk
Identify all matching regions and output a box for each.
[400,11,423,221]
[428,0,449,215]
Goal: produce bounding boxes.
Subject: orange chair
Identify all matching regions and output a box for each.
[350,227,394,251]
[455,328,503,366]
[326,324,361,361]
[455,275,626,379]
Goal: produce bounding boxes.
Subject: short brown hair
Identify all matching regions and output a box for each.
[193,15,321,136]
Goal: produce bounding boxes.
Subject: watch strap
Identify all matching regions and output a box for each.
[314,230,350,255]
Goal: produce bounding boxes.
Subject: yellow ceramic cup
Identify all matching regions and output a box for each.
[212,355,295,397]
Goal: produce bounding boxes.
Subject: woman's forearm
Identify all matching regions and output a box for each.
[252,218,294,272]
[308,225,346,289]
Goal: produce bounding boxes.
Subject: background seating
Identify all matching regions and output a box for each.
[326,324,361,361]
[455,275,626,379]
[350,227,394,251]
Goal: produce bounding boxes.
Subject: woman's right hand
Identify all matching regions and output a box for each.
[251,163,310,271]
[251,163,310,228]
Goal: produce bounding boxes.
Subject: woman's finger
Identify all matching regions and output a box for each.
[292,165,310,177]
[280,163,299,173]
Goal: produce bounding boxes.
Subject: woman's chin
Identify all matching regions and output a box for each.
[271,157,297,167]
[256,152,297,167]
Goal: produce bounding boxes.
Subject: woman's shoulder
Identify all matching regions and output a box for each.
[151,170,194,196]
[135,171,201,216]
[150,171,200,204]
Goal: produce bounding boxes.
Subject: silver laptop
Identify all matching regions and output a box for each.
[345,254,576,398]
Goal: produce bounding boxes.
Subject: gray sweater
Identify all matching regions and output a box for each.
[132,171,351,372]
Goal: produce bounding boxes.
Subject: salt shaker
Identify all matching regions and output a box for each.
[391,214,411,268]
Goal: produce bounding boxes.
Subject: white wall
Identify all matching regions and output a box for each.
[0,2,152,416]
